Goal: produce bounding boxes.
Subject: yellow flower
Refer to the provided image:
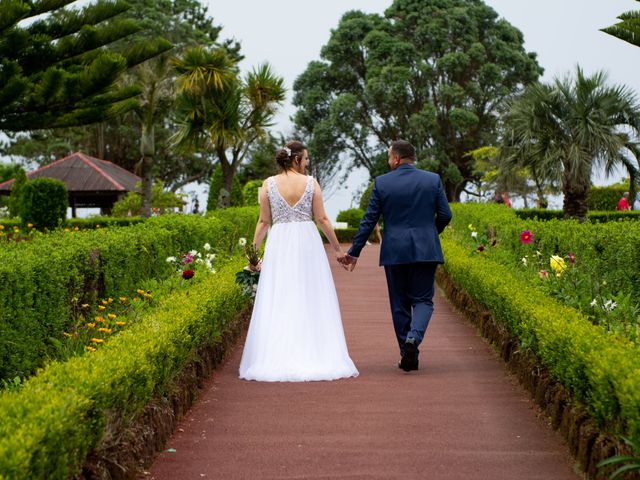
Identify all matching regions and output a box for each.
[96,224,101,228]
[107,297,113,303]
[115,321,126,326]
[73,226,79,231]
[0,225,4,230]
[81,304,90,309]
[107,313,117,319]
[549,255,566,275]
[65,228,70,232]
[119,297,127,303]
[91,338,104,344]
[137,289,145,295]
[98,305,106,311]
[101,300,108,305]
[98,328,112,334]
[27,223,33,228]
[143,293,152,299]
[63,332,72,337]
[94,316,104,322]
[85,346,97,352]
[87,323,96,328]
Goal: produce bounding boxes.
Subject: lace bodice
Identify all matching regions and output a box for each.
[267,176,314,224]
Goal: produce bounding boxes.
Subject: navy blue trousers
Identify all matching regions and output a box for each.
[384,262,437,356]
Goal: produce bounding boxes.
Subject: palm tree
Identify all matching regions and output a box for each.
[501,67,640,220]
[172,47,285,208]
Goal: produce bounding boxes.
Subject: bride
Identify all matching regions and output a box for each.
[239,140,359,382]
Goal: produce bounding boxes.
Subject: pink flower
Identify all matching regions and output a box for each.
[568,252,575,264]
[182,269,195,280]
[519,230,533,245]
[182,253,193,264]
[538,270,549,280]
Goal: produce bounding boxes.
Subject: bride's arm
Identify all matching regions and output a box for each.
[311,179,345,259]
[252,180,271,250]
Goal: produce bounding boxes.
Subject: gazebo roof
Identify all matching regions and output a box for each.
[0,152,141,194]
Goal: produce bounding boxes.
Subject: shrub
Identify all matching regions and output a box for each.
[0,259,248,478]
[242,179,263,206]
[8,167,27,218]
[0,207,259,382]
[515,209,640,222]
[111,181,184,217]
[20,178,68,230]
[207,165,243,211]
[589,185,627,211]
[440,236,640,445]
[336,208,365,228]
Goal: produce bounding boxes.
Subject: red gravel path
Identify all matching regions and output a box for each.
[149,244,578,479]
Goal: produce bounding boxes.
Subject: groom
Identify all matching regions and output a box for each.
[341,140,452,372]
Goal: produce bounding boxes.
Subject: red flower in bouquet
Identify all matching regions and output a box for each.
[519,230,533,245]
[568,252,575,264]
[182,269,195,280]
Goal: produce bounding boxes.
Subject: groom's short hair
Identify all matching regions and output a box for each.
[390,140,416,161]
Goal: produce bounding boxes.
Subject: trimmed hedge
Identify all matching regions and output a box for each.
[319,227,380,244]
[0,216,145,231]
[515,209,640,222]
[440,235,640,444]
[0,208,259,382]
[589,186,627,211]
[450,203,640,307]
[0,258,248,479]
[336,208,365,228]
[20,178,68,230]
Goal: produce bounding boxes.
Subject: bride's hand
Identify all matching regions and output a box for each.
[336,252,349,270]
[248,259,262,272]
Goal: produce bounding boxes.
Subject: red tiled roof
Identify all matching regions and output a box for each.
[0,152,141,193]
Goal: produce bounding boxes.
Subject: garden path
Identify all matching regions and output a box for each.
[149,244,578,479]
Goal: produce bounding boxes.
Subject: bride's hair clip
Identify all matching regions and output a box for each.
[283,146,291,157]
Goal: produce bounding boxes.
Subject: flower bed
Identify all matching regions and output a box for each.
[438,236,640,475]
[0,258,249,479]
[0,208,258,383]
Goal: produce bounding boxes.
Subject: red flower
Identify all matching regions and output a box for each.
[519,230,533,245]
[476,244,485,252]
[568,252,575,264]
[182,269,195,280]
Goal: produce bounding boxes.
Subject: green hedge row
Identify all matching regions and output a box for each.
[0,258,248,479]
[449,203,640,306]
[440,236,640,444]
[0,216,145,230]
[0,208,258,382]
[588,185,628,211]
[515,209,640,222]
[319,227,380,244]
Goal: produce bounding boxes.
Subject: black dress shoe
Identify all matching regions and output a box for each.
[400,340,419,372]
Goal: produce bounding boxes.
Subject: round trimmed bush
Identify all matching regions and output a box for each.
[21,178,68,229]
[336,208,365,228]
[242,180,263,206]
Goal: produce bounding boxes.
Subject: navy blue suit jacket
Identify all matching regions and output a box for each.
[348,164,452,266]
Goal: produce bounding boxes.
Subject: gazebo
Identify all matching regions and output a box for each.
[0,152,141,217]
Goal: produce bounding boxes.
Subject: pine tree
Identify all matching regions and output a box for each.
[0,0,172,131]
[8,167,27,218]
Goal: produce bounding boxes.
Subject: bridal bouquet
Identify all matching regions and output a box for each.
[235,239,260,298]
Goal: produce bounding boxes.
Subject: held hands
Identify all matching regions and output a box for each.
[336,252,358,272]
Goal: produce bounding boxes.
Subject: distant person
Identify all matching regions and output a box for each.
[616,192,630,211]
[501,193,512,208]
[493,191,504,204]
[634,192,640,211]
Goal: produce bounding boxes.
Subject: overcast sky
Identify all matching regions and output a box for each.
[207,0,640,214]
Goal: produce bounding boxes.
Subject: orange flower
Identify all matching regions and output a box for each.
[87,323,96,328]
[63,332,72,337]
[94,316,104,322]
[98,305,106,311]
[0,225,4,230]
[137,289,145,295]
[27,223,33,228]
[115,321,126,326]
[98,328,112,334]
[91,338,104,344]
[73,226,79,231]
[85,346,97,352]
[107,313,117,319]
[119,297,127,303]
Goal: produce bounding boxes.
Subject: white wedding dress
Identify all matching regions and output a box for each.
[239,176,359,382]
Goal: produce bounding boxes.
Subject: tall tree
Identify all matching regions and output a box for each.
[293,0,542,201]
[501,67,640,220]
[0,0,171,131]
[602,2,640,47]
[1,0,238,216]
[173,49,285,208]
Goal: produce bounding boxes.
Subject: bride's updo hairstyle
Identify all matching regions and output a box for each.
[276,140,306,172]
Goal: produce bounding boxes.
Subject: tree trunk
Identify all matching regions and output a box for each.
[140,122,154,218]
[443,179,462,202]
[562,167,589,221]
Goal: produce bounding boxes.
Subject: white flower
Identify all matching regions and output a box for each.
[166,256,177,263]
[252,284,258,292]
[205,260,214,271]
[189,250,198,257]
[203,243,211,251]
[238,237,247,247]
[535,250,542,257]
[521,257,527,267]
[471,231,478,239]
[590,299,598,307]
[195,258,204,265]
[206,253,216,261]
